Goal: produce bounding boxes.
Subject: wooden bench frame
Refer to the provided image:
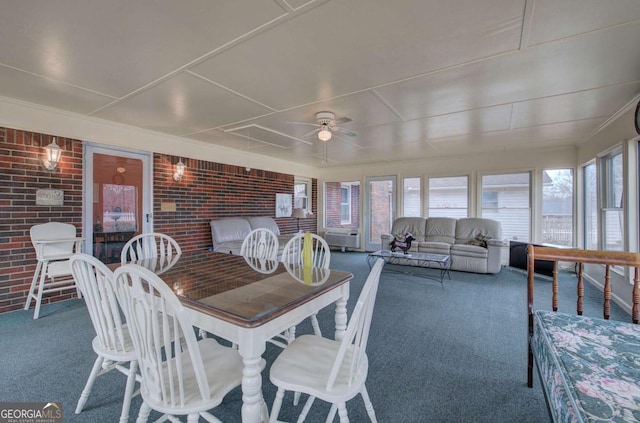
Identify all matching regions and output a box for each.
[526,245,640,388]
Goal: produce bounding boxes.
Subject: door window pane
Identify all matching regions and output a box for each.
[481,172,530,241]
[92,152,143,264]
[542,169,574,246]
[102,184,138,232]
[367,179,394,247]
[428,176,468,218]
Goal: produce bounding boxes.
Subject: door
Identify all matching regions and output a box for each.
[364,176,397,251]
[83,143,152,263]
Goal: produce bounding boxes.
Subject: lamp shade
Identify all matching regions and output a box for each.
[43,138,62,171]
[292,208,307,219]
[173,159,185,182]
[318,127,332,142]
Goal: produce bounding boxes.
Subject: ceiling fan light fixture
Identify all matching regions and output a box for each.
[318,126,332,142]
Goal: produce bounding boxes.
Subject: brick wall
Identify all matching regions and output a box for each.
[0,128,84,314]
[0,127,317,314]
[152,154,318,251]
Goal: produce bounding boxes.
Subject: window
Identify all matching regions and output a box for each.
[403,177,421,217]
[324,181,360,229]
[481,172,530,241]
[542,169,574,246]
[341,186,351,224]
[428,176,468,217]
[583,162,597,250]
[601,148,623,251]
[481,192,498,209]
[294,177,311,213]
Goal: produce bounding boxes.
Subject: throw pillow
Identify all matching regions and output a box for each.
[466,232,491,248]
[466,238,486,247]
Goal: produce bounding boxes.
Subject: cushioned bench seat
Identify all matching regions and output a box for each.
[532,310,640,422]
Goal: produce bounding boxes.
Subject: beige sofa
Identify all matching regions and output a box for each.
[210,216,292,256]
[380,217,506,274]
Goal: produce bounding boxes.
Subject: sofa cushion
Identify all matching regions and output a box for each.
[425,217,456,244]
[214,241,244,256]
[246,216,281,235]
[450,243,489,258]
[210,218,252,246]
[455,218,501,244]
[391,217,427,242]
[416,241,451,255]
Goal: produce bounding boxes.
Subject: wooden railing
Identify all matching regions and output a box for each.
[526,245,640,387]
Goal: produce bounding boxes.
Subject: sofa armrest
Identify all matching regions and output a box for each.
[487,239,508,273]
[487,239,509,248]
[380,233,394,250]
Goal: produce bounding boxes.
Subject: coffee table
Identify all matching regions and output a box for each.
[367,250,451,286]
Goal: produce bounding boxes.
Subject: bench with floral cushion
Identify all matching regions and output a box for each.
[527,245,640,422]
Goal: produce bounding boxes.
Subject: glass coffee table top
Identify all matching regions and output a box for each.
[367,250,450,286]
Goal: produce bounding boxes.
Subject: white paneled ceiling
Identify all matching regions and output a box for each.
[1,0,639,168]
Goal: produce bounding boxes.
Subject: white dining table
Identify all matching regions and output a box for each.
[128,250,352,423]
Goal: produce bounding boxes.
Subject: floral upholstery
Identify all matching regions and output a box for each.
[532,310,640,422]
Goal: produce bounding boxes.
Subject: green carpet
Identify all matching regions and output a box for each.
[0,252,631,422]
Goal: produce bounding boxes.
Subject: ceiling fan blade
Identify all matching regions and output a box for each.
[333,117,352,125]
[332,133,360,147]
[286,121,321,128]
[334,127,357,137]
[302,128,320,138]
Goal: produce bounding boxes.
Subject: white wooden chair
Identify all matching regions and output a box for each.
[120,232,181,266]
[240,228,279,261]
[24,222,83,319]
[113,263,253,422]
[269,258,384,423]
[275,233,331,347]
[70,254,139,423]
[281,232,330,269]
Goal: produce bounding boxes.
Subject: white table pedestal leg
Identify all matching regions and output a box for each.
[334,283,350,341]
[239,339,266,423]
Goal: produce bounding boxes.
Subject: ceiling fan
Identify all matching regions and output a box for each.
[288,111,357,142]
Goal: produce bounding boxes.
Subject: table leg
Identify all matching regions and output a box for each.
[238,343,267,423]
[334,284,350,341]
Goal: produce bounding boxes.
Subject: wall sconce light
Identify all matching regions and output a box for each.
[173,159,185,182]
[43,138,62,171]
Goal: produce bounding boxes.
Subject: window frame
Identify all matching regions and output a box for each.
[599,146,624,252]
[340,186,352,224]
[294,176,312,214]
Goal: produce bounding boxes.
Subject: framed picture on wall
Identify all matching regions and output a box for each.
[275,193,292,217]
